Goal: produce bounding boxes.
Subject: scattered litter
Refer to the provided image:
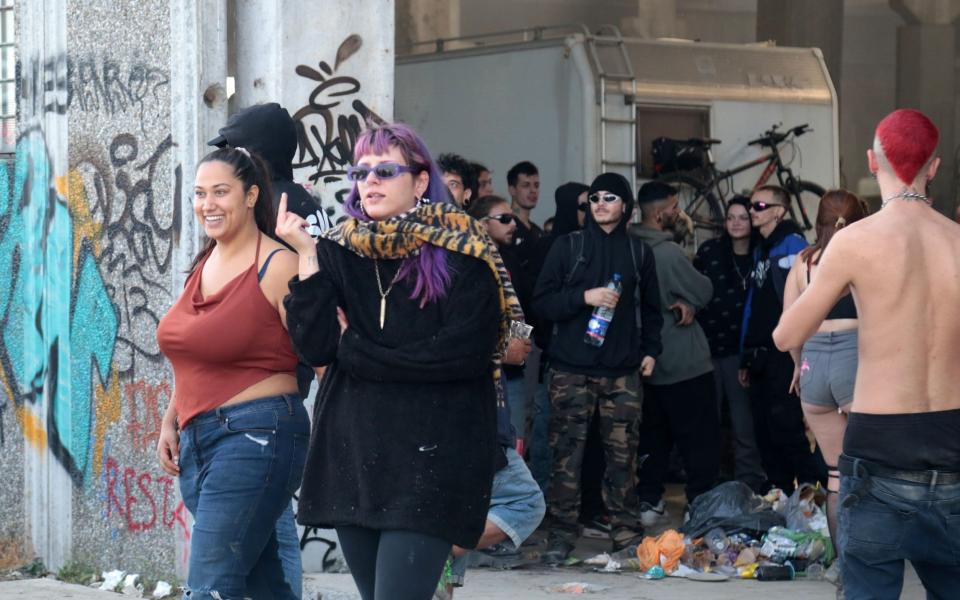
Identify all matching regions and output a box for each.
[550,582,610,593]
[152,581,173,598]
[583,553,611,566]
[638,529,685,573]
[642,566,665,580]
[686,570,730,582]
[99,569,125,591]
[121,573,142,596]
[601,560,621,573]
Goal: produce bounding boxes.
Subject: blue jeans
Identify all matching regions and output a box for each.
[529,378,553,492]
[839,459,960,600]
[179,395,310,600]
[450,447,546,585]
[505,377,527,441]
[276,502,303,599]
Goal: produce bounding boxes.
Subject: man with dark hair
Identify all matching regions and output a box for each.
[473,161,493,197]
[741,184,824,494]
[506,161,542,263]
[774,108,960,600]
[533,172,662,561]
[631,181,718,526]
[437,153,477,208]
[208,101,328,600]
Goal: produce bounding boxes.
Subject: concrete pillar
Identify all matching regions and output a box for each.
[233,0,395,223]
[621,0,677,38]
[620,0,677,38]
[890,0,960,212]
[396,0,461,53]
[757,0,844,88]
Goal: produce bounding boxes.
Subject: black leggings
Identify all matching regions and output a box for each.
[336,526,451,600]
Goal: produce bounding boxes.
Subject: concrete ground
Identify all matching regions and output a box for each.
[0,566,928,599]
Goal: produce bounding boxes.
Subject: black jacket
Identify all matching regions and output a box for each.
[694,236,753,358]
[741,220,808,351]
[501,244,534,380]
[532,197,663,377]
[284,243,500,548]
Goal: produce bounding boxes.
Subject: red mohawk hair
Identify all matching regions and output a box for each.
[874,109,939,185]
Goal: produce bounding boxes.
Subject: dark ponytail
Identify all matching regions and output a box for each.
[188,147,277,273]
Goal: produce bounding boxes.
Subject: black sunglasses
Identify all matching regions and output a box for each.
[588,193,621,204]
[577,202,588,212]
[345,162,417,182]
[483,214,516,225]
[750,201,783,212]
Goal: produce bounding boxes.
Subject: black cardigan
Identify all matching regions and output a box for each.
[284,239,501,548]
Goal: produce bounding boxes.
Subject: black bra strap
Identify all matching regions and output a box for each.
[257,249,285,282]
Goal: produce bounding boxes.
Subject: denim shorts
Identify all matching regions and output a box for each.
[799,330,858,409]
[179,394,310,600]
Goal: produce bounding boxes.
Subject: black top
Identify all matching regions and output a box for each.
[805,259,858,320]
[844,409,960,471]
[533,217,663,377]
[512,218,543,270]
[501,245,534,380]
[284,242,501,548]
[694,237,752,358]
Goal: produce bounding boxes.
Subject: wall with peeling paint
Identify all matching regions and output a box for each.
[2,0,393,583]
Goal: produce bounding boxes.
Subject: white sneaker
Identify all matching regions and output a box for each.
[638,500,669,528]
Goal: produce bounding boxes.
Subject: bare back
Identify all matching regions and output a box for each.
[842,205,960,413]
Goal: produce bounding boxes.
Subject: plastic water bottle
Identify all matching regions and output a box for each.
[584,273,622,347]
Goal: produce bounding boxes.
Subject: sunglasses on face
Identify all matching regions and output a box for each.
[588,193,621,204]
[750,201,783,212]
[345,162,417,182]
[484,213,516,225]
[577,203,588,212]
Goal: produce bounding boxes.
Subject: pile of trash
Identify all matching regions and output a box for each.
[580,481,835,582]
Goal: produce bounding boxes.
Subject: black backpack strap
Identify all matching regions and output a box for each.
[564,231,586,285]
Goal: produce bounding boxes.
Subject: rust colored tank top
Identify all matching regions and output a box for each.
[157,234,298,426]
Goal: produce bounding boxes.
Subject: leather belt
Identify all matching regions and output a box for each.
[839,454,960,486]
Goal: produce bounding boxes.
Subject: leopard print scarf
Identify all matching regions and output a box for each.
[321,202,524,384]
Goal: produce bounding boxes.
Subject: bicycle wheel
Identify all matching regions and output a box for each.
[657,173,725,250]
[789,180,826,230]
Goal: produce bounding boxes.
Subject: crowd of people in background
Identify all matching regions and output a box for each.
[157,105,959,600]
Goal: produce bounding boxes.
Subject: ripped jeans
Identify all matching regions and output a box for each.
[179,394,310,600]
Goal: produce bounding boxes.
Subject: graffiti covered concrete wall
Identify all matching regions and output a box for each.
[1,0,184,580]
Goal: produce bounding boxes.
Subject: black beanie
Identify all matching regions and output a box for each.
[589,172,633,204]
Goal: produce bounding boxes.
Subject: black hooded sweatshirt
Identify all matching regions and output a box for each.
[209,102,330,236]
[533,184,663,377]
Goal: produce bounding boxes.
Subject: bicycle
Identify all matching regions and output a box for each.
[655,124,826,248]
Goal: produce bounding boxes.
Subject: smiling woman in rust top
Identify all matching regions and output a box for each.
[155,146,308,600]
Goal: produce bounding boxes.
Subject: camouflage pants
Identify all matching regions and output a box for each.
[546,370,643,546]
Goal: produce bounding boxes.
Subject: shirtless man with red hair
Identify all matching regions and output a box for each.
[774,109,960,600]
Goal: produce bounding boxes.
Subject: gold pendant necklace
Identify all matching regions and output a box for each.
[373,260,401,329]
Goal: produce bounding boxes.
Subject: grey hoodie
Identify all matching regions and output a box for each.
[631,226,714,386]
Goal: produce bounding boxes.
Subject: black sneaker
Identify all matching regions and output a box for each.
[541,539,575,565]
[474,543,524,569]
[581,515,612,540]
[610,531,645,554]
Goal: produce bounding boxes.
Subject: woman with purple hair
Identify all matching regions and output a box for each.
[276,122,522,600]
